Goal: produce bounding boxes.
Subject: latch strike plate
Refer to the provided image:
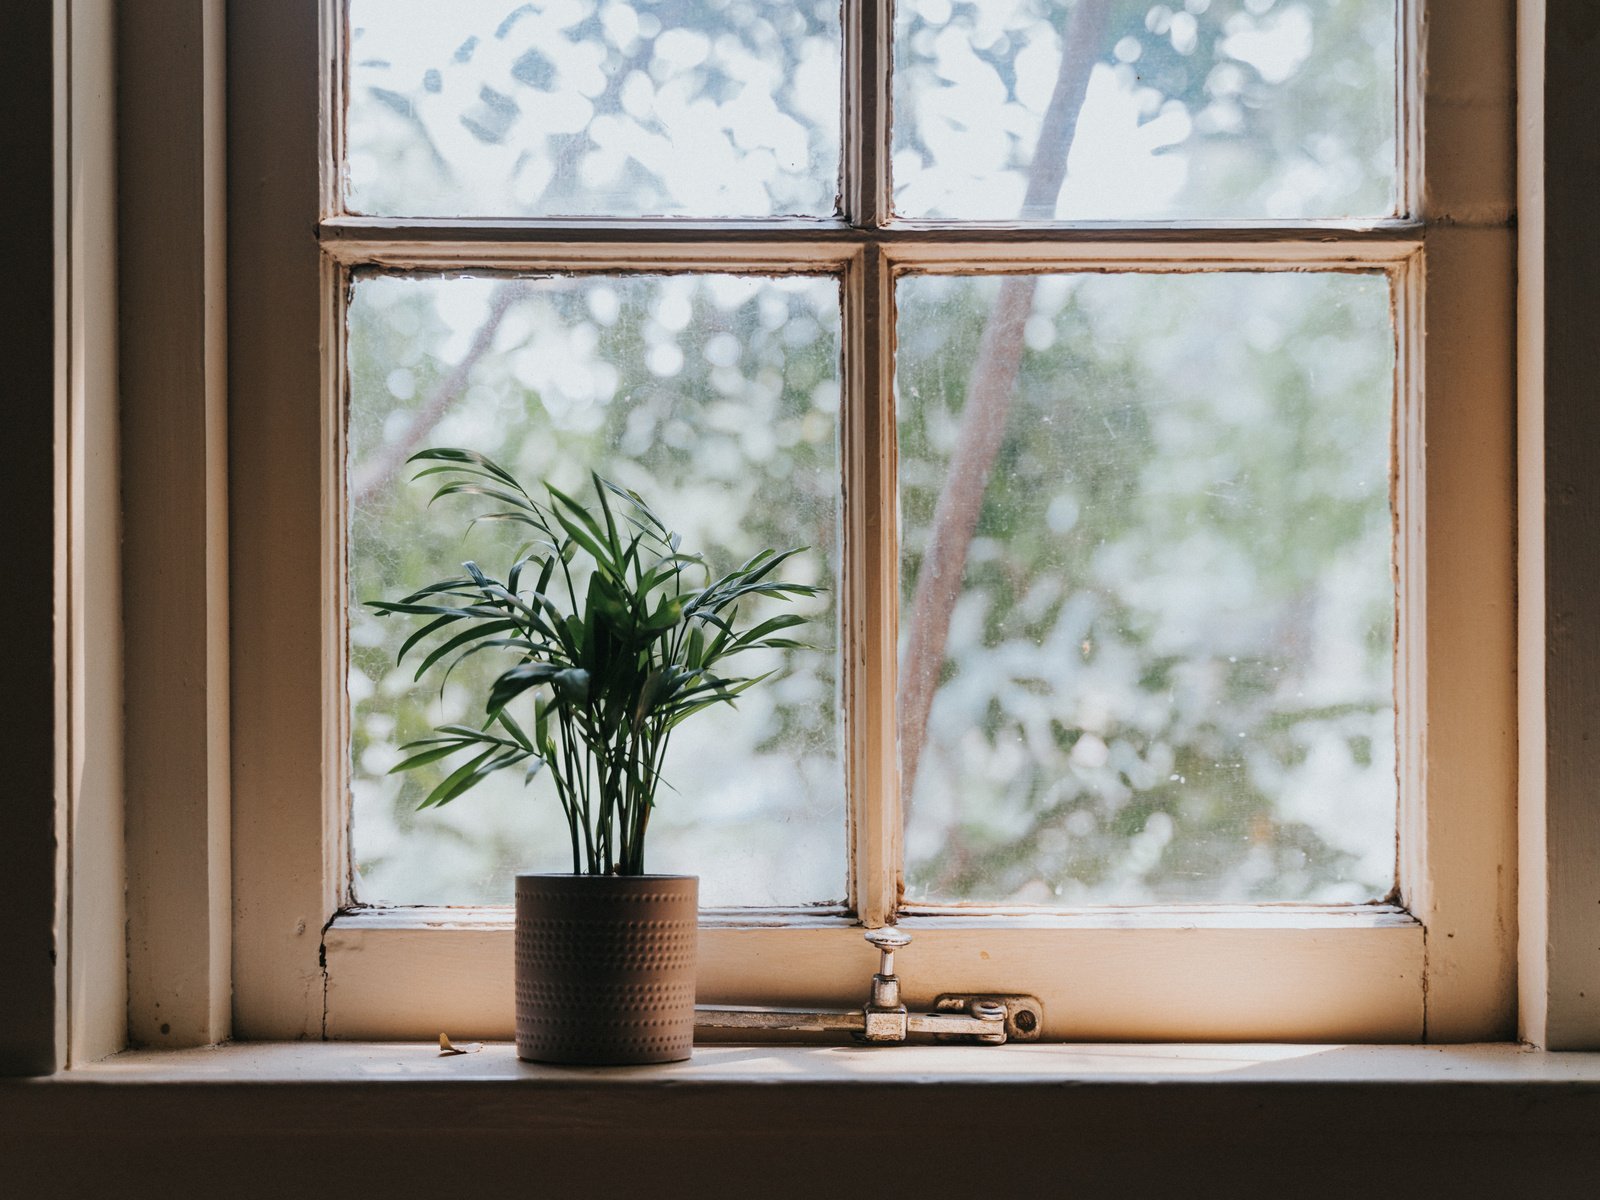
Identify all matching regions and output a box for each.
[933,994,1045,1043]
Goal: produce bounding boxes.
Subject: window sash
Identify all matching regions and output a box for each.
[326,232,1419,925]
[321,236,1427,1039]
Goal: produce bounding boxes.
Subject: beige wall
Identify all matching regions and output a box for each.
[1518,0,1600,1049]
[0,0,128,1079]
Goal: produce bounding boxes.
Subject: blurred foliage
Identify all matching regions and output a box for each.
[347,0,842,216]
[894,0,1395,219]
[898,272,1394,905]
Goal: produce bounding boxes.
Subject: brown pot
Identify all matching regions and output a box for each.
[514,873,698,1065]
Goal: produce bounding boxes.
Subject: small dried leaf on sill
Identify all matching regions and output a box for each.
[438,1033,482,1056]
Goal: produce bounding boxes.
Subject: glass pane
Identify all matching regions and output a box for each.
[897,271,1395,904]
[893,0,1398,221]
[348,273,843,906]
[345,1,841,218]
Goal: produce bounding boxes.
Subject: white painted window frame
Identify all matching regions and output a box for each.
[221,0,1518,1043]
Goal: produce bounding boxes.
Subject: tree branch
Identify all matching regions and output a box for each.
[899,4,1109,812]
[351,281,531,509]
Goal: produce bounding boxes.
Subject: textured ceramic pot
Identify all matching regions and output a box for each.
[514,873,698,1065]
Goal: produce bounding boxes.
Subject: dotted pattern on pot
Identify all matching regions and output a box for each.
[515,877,698,1065]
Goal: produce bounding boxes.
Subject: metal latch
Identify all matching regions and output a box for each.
[694,928,1043,1045]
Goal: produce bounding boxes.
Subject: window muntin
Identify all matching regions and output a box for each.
[347,271,845,906]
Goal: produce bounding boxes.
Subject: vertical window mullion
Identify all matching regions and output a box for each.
[843,246,901,926]
[324,0,346,220]
[841,0,891,229]
[841,0,900,922]
[1398,0,1422,221]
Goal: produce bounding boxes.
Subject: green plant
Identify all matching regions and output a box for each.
[367,448,822,876]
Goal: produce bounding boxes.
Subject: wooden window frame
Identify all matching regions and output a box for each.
[215,0,1518,1043]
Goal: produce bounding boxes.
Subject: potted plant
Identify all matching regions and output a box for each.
[368,448,820,1064]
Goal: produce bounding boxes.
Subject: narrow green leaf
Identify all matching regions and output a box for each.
[632,667,669,730]
[388,741,471,774]
[418,747,498,809]
[485,661,564,715]
[393,612,463,664]
[408,447,527,493]
[549,503,619,578]
[395,577,476,604]
[736,613,809,645]
[591,469,623,561]
[428,482,541,514]
[553,667,591,704]
[413,618,520,681]
[496,708,535,750]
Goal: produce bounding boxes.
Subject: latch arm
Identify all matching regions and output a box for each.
[693,1005,865,1035]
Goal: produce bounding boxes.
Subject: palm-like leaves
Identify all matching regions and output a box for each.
[367,448,821,875]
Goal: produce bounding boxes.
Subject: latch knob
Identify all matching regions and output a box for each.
[864,926,911,976]
[862,928,911,1037]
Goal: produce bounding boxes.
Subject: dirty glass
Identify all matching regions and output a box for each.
[345,0,842,218]
[897,270,1396,904]
[347,273,843,905]
[893,0,1398,221]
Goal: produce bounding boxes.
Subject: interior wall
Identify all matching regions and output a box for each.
[0,0,68,1080]
[120,0,230,1053]
[1518,0,1600,1050]
[0,0,126,1078]
[69,0,128,1069]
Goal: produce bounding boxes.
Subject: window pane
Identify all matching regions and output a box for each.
[893,0,1398,221]
[897,271,1395,904]
[345,1,841,218]
[348,273,843,906]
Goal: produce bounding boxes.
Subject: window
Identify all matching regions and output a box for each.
[227,0,1516,1043]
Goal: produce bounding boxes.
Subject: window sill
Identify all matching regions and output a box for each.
[7,1043,1599,1195]
[13,1038,1600,1089]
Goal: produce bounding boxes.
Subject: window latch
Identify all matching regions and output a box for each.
[694,929,1043,1045]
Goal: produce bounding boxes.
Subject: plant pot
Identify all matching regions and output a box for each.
[514,873,698,1065]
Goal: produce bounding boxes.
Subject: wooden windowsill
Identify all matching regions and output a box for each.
[8,1042,1600,1196]
[17,1039,1600,1089]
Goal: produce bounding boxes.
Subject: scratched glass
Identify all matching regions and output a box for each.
[345,0,842,217]
[347,273,843,906]
[897,270,1396,904]
[893,0,1398,220]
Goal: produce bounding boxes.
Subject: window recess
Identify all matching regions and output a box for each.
[225,0,1516,1044]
